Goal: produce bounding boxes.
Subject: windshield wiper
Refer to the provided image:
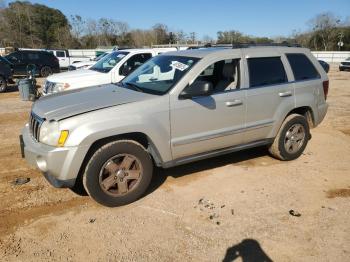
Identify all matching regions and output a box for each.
[123,82,144,93]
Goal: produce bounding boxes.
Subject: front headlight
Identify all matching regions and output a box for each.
[48,82,70,94]
[39,121,69,147]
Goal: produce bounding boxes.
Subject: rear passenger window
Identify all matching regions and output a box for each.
[248,57,287,88]
[286,54,320,81]
[26,52,40,60]
[56,51,66,57]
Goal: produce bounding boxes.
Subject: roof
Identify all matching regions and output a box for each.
[163,46,310,58]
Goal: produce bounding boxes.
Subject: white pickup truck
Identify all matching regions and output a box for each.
[48,49,91,69]
[43,48,176,95]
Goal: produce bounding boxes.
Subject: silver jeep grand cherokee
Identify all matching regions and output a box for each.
[20,45,329,207]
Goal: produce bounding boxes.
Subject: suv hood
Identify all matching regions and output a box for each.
[32,84,155,121]
[46,69,106,84]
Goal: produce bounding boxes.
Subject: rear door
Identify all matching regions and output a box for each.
[55,50,69,68]
[285,53,322,114]
[243,49,294,142]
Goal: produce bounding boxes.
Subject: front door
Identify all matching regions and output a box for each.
[170,57,246,160]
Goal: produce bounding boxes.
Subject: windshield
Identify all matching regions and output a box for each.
[90,51,128,73]
[93,52,109,61]
[121,55,200,95]
[0,56,12,64]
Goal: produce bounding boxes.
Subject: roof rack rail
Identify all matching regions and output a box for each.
[186,42,301,49]
[231,42,301,48]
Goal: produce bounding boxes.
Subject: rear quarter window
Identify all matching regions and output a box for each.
[286,53,320,81]
[248,57,287,88]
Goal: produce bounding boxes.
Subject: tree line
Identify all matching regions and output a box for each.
[0,1,349,51]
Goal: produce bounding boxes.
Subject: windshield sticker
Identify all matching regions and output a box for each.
[171,61,189,71]
[117,54,126,58]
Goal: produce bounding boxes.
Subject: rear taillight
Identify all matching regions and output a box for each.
[322,80,329,100]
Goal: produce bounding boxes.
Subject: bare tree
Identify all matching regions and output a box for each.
[189,32,196,44]
[310,12,340,50]
[70,15,86,39]
[202,34,214,44]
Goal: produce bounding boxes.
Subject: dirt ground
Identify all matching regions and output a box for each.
[0,66,349,261]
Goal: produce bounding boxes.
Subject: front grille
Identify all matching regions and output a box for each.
[29,113,44,141]
[43,81,55,94]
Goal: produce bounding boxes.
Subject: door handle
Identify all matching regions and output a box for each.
[279,91,292,97]
[225,100,243,107]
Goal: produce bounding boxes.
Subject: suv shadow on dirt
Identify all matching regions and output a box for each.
[147,146,272,195]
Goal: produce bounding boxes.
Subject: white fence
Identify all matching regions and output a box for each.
[311,51,349,63]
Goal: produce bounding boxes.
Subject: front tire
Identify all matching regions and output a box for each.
[0,76,7,93]
[40,66,52,77]
[269,114,310,161]
[83,140,153,207]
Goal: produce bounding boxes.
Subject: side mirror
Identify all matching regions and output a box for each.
[179,81,213,99]
[121,65,132,76]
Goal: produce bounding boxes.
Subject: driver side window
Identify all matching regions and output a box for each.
[119,53,152,76]
[193,59,240,93]
[8,52,22,63]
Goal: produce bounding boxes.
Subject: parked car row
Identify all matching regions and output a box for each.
[339,57,350,71]
[43,48,177,95]
[48,49,91,69]
[20,44,329,207]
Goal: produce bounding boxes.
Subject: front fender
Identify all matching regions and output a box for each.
[59,96,172,164]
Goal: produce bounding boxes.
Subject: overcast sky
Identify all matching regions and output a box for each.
[22,0,350,38]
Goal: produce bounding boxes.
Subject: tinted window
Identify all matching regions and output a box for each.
[6,52,22,62]
[26,52,40,60]
[248,57,287,88]
[56,51,65,57]
[286,53,320,81]
[120,53,152,75]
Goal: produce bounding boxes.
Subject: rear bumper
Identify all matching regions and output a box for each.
[20,124,84,188]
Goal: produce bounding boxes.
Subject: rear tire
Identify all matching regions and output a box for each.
[269,114,310,161]
[40,66,52,77]
[0,76,7,93]
[83,140,153,207]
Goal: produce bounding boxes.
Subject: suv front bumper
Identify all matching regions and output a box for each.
[20,125,85,188]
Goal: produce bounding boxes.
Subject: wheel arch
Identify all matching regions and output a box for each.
[73,132,163,191]
[286,106,315,128]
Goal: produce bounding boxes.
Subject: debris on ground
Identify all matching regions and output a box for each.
[289,209,301,217]
[89,218,96,223]
[11,177,30,186]
[195,198,231,226]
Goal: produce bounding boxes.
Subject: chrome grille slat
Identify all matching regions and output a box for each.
[29,112,44,142]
